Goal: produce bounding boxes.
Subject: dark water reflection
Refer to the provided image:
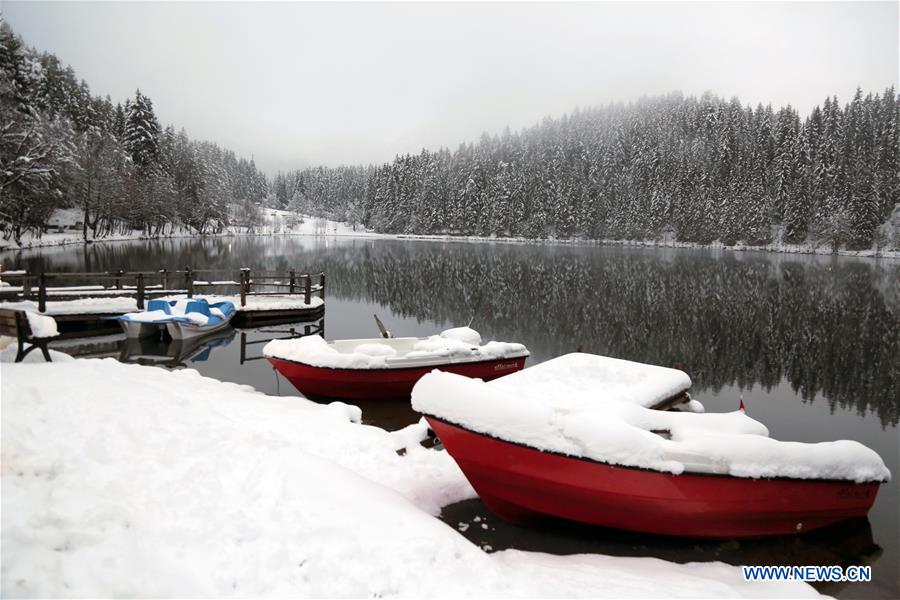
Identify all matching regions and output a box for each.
[5,236,899,598]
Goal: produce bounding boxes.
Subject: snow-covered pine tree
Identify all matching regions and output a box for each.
[123,89,161,168]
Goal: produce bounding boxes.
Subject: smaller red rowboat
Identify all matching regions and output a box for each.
[264,327,529,400]
[425,416,883,539]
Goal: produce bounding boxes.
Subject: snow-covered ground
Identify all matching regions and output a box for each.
[1,357,819,597]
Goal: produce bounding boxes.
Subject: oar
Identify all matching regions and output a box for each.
[373,314,392,339]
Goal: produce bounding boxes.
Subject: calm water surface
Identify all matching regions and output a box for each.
[5,236,899,598]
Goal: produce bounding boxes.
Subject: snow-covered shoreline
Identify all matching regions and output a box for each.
[1,357,819,598]
[5,223,898,260]
[0,209,381,252]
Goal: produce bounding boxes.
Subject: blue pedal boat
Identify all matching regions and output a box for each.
[113,298,236,340]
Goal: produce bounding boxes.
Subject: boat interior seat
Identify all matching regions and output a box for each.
[184,300,211,317]
[210,301,236,317]
[147,299,173,314]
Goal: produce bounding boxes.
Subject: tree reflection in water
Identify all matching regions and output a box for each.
[8,237,899,426]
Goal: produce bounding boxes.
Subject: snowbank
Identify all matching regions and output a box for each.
[411,359,890,483]
[263,328,528,369]
[1,359,819,597]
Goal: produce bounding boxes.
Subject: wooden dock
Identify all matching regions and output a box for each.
[0,267,326,334]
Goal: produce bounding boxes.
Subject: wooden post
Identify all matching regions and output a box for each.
[22,274,30,300]
[160,268,169,291]
[319,272,325,300]
[38,272,47,313]
[184,266,193,298]
[240,268,251,306]
[115,269,124,290]
[136,273,145,310]
[304,273,311,305]
[289,269,296,294]
[239,331,247,364]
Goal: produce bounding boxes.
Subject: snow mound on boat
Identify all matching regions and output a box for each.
[263,329,528,369]
[411,357,890,483]
[353,342,398,357]
[265,335,396,369]
[490,352,692,410]
[440,326,482,345]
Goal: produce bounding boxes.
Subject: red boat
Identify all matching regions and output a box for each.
[412,354,889,539]
[265,329,529,400]
[426,416,883,539]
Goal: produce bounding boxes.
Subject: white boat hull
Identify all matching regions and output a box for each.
[165,317,233,340]
[120,320,164,339]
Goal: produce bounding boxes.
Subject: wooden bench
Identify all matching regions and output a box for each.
[0,308,54,363]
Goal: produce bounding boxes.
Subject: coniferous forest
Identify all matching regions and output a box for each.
[2,20,898,251]
[0,22,267,245]
[277,89,898,251]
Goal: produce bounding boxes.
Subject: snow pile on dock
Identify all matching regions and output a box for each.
[263,328,528,369]
[412,354,890,483]
[2,358,819,598]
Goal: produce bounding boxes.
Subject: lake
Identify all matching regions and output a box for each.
[4,235,898,598]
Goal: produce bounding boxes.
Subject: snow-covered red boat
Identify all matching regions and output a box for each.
[412,353,889,539]
[264,327,528,400]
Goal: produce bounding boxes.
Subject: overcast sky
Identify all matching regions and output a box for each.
[4,1,897,174]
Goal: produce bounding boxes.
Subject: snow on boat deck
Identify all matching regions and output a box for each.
[263,326,527,369]
[412,354,890,483]
[1,358,819,597]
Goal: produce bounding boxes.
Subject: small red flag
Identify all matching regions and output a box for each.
[739,396,746,412]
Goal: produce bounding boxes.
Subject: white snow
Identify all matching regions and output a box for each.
[120,301,215,325]
[439,326,482,345]
[0,297,139,315]
[24,311,58,338]
[264,328,528,369]
[490,352,692,409]
[122,309,170,323]
[411,356,890,483]
[1,358,819,598]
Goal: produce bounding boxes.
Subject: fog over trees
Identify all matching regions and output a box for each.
[2,20,898,251]
[0,22,267,245]
[278,90,898,251]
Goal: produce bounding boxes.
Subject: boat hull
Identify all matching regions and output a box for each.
[119,320,164,339]
[427,417,882,539]
[268,356,527,400]
[165,318,233,341]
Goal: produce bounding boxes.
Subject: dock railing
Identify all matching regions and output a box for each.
[0,267,326,312]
